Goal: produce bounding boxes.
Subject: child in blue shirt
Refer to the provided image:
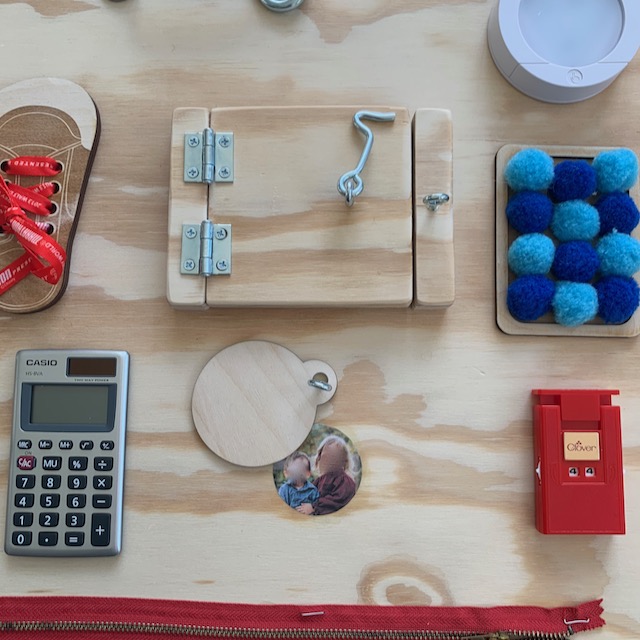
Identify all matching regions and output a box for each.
[278,451,320,510]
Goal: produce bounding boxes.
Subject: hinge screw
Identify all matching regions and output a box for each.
[183,259,196,271]
[187,136,200,147]
[184,227,198,239]
[215,228,228,240]
[216,259,229,272]
[218,166,230,179]
[218,136,230,148]
[187,166,200,179]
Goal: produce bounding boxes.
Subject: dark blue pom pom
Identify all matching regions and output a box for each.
[552,241,599,282]
[596,276,640,324]
[550,160,597,202]
[506,191,553,233]
[507,275,555,322]
[595,193,640,235]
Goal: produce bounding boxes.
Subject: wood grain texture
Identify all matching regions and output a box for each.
[413,109,454,307]
[191,341,337,467]
[194,106,411,308]
[0,2,639,638]
[167,108,208,308]
[496,144,640,337]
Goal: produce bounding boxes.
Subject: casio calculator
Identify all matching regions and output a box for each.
[4,350,129,556]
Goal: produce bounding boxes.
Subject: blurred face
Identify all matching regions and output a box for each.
[284,457,310,487]
[317,441,348,475]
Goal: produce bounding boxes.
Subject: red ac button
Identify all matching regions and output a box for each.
[17,455,36,470]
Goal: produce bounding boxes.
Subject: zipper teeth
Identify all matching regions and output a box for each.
[0,621,570,640]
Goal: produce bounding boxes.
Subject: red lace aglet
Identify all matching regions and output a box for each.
[1,156,62,176]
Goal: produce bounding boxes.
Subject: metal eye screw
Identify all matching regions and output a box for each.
[423,193,450,211]
[260,0,305,11]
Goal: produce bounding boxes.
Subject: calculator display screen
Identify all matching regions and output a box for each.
[21,384,117,432]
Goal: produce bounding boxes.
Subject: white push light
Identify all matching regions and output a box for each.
[488,0,640,103]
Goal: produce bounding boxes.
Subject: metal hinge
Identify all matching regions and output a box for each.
[181,221,232,276]
[183,129,234,184]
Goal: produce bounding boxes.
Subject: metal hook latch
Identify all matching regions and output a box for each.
[260,0,304,11]
[337,110,396,207]
[423,192,450,211]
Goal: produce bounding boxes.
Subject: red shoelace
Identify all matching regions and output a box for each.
[0,155,66,296]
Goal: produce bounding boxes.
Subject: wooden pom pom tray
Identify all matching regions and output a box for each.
[496,144,640,338]
[168,105,454,310]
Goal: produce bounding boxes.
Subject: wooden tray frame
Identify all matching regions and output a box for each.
[496,144,640,338]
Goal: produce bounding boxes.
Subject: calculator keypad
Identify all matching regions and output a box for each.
[6,438,122,556]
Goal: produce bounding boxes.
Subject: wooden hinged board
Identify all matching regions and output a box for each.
[168,106,454,309]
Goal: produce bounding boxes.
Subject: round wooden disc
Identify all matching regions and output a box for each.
[192,341,337,467]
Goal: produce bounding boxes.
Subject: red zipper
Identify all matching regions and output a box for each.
[0,597,604,639]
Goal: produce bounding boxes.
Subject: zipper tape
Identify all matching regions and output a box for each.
[0,597,604,639]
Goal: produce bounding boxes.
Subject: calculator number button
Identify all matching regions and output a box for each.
[13,512,33,527]
[66,513,86,528]
[40,494,60,509]
[42,456,62,471]
[93,476,113,490]
[91,514,111,547]
[39,513,59,527]
[16,475,35,489]
[68,475,88,490]
[94,457,113,472]
[42,475,61,490]
[12,532,32,546]
[38,532,58,547]
[15,494,34,508]
[69,457,88,471]
[67,494,87,509]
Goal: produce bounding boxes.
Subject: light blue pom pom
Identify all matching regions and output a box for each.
[551,200,600,241]
[508,233,555,275]
[505,148,555,192]
[592,148,639,193]
[553,281,598,326]
[597,232,640,277]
